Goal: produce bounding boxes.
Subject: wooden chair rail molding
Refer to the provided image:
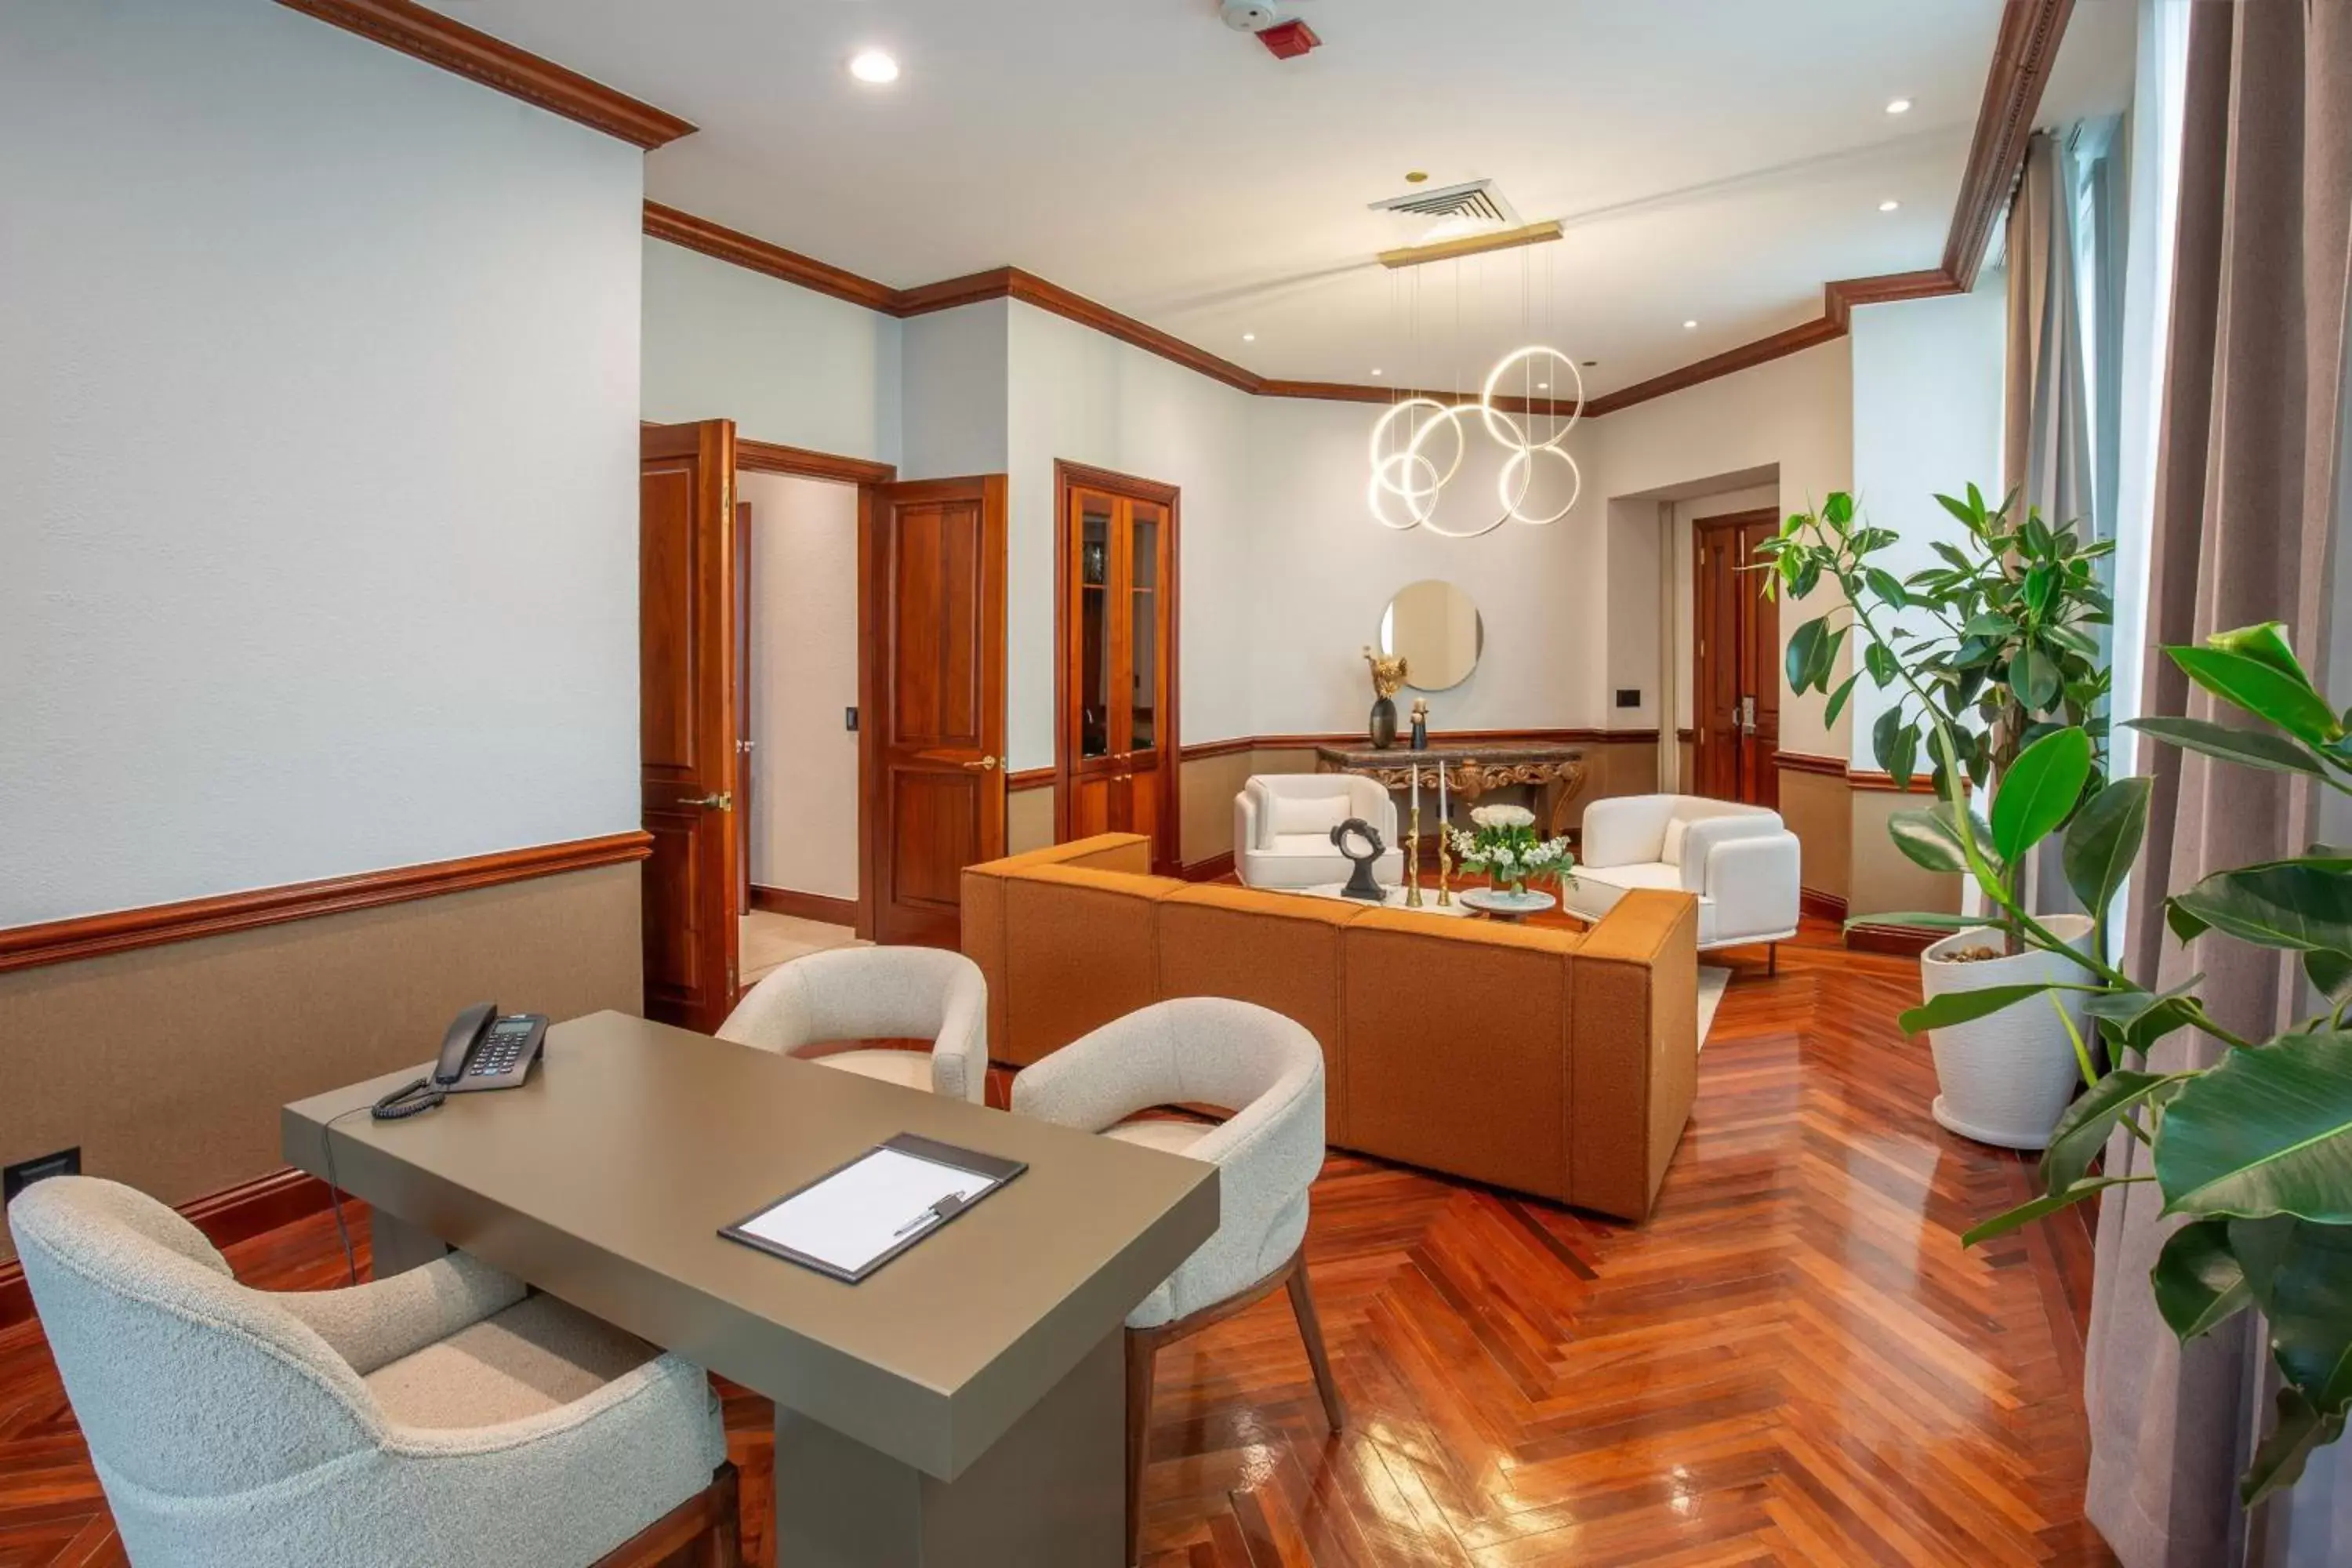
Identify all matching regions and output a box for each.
[1003,727,1668,789]
[274,0,695,149]
[0,831,653,975]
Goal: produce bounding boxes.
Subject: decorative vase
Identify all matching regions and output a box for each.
[1919,913,2097,1149]
[1368,696,1397,750]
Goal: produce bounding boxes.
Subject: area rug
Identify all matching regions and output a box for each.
[1697,966,1730,1051]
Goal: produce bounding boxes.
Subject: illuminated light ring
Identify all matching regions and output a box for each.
[1367,398,1461,501]
[1367,452,1436,530]
[1497,443,1582,526]
[1414,402,1517,539]
[1478,347,1586,452]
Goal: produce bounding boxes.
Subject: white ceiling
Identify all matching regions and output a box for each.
[429,0,2136,398]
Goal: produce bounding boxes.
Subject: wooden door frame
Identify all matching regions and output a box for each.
[858,474,1011,946]
[690,431,898,946]
[1690,507,1780,804]
[1051,459,1181,873]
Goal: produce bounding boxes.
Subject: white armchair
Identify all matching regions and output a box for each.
[9,1175,733,1568]
[1010,998,1342,1564]
[1564,794,1802,960]
[1233,773,1403,890]
[719,944,987,1101]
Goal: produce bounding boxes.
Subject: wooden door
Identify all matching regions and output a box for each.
[641,421,739,1031]
[733,499,753,914]
[861,476,1007,948]
[1055,463,1180,872]
[1691,510,1782,806]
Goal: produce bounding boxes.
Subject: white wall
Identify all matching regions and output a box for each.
[900,302,1011,481]
[1586,342,1854,760]
[0,0,644,927]
[1244,397,1602,739]
[642,239,901,463]
[1846,281,2007,765]
[740,471,861,901]
[1005,302,1257,768]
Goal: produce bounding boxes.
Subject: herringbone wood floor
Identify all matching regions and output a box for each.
[0,921,2113,1566]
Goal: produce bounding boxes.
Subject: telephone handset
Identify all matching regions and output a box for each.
[371,1002,550,1120]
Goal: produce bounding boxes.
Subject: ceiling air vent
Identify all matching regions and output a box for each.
[1369,179,1522,228]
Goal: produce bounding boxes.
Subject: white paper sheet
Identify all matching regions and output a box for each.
[735,1147,996,1276]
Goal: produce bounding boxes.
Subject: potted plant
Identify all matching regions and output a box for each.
[1759,487,2115,1147]
[1448,804,1574,899]
[1895,621,2352,1504]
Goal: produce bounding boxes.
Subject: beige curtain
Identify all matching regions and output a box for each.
[2005,132,2094,527]
[2083,2,2352,1563]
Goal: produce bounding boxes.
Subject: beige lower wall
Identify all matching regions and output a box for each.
[1849,788,1965,920]
[1777,768,1853,906]
[1007,784,1055,855]
[0,863,641,1264]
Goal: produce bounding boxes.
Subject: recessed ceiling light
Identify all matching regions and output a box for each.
[1370,368,1384,377]
[1682,319,1699,330]
[1878,199,1900,212]
[1242,332,1256,343]
[1885,96,1912,114]
[1537,381,1550,390]
[848,49,900,84]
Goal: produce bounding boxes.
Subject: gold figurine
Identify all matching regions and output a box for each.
[1405,786,1425,908]
[1437,786,1454,907]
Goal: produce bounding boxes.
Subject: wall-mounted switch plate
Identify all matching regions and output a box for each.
[844,706,860,732]
[1615,688,1642,709]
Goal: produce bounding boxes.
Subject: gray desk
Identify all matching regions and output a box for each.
[284,1011,1218,1568]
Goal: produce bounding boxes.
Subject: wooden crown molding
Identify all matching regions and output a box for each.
[0,830,652,975]
[1947,0,2077,292]
[643,201,898,313]
[275,0,695,150]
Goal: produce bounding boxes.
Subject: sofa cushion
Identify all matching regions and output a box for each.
[1270,794,1350,837]
[1160,883,1366,1141]
[1659,815,1691,868]
[998,866,1185,1066]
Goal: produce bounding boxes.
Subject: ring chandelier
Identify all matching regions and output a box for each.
[1367,348,1584,538]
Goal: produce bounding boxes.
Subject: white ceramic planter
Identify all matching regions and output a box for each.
[1919,913,2098,1150]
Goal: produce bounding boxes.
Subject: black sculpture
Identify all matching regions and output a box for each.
[1330,818,1388,902]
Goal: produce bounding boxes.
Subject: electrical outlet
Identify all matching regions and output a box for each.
[1615,688,1642,708]
[844,706,859,732]
[4,1146,79,1204]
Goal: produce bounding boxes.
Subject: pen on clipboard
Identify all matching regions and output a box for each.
[892,1193,967,1238]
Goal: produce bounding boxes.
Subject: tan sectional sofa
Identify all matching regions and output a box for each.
[962,834,1700,1221]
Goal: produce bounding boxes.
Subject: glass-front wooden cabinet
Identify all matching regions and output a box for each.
[1059,466,1177,870]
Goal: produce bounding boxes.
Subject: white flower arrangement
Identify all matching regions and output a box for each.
[1448,808,1576,892]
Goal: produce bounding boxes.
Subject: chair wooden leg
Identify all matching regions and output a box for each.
[699,1461,741,1568]
[1125,1329,1157,1568]
[593,1461,739,1568]
[1285,1261,1346,1432]
[1769,942,1779,976]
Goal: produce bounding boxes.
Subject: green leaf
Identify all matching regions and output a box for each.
[1786,619,1826,697]
[2043,1069,2182,1194]
[2257,1220,2352,1411]
[1933,540,1976,575]
[1823,492,1855,528]
[2009,645,2061,712]
[1809,625,1847,691]
[2307,949,2352,1007]
[1962,1175,2140,1247]
[1991,727,2092,862]
[2062,777,2152,916]
[2212,621,2315,681]
[1933,492,1975,528]
[1842,911,1983,931]
[2172,644,2344,746]
[1962,613,2013,641]
[2024,561,2056,619]
[1864,566,1908,608]
[1864,641,1898,688]
[2242,1385,2346,1505]
[2151,1218,2252,1339]
[2168,862,2352,958]
[1822,672,1861,728]
[2085,978,2205,1055]
[2125,716,2333,781]
[2158,1033,2352,1221]
[1899,981,2090,1036]
[1889,808,1969,873]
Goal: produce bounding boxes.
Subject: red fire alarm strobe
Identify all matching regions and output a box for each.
[1258,19,1319,59]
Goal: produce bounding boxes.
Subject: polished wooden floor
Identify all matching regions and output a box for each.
[0,920,2113,1566]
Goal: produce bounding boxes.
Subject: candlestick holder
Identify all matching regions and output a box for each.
[1404,782,1425,907]
[1436,796,1454,906]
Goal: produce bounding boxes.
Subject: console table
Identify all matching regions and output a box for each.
[1312,742,1591,837]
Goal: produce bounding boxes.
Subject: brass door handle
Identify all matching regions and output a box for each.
[680,791,733,811]
[961,755,999,771]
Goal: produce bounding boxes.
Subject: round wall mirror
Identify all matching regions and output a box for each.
[1377,579,1483,691]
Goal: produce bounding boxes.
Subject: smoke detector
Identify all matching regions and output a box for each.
[1220,0,1279,27]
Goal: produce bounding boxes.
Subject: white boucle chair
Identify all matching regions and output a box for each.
[718,945,986,1101]
[1010,997,1342,1566]
[1565,793,1802,967]
[8,1175,735,1568]
[1233,772,1405,890]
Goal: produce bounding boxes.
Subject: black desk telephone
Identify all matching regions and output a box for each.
[370,1003,549,1120]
